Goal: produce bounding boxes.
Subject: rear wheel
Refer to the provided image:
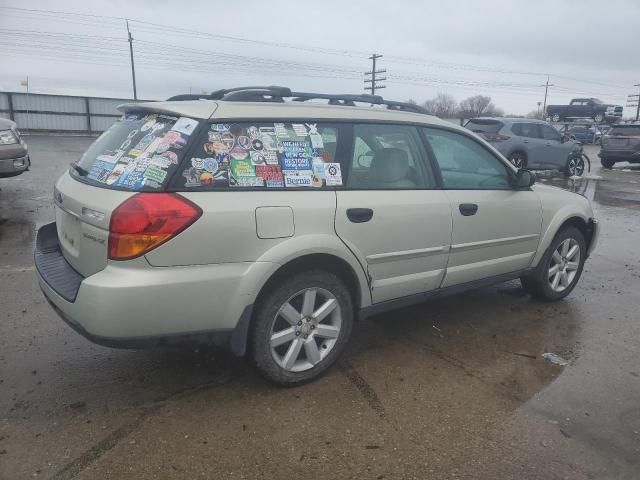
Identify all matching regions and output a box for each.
[251,270,354,386]
[601,158,615,169]
[508,151,527,169]
[520,226,586,301]
[551,113,561,123]
[593,113,604,123]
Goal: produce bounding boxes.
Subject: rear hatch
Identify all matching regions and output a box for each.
[602,125,640,151]
[55,109,206,277]
[464,119,507,142]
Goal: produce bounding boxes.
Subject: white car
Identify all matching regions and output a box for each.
[35,87,599,385]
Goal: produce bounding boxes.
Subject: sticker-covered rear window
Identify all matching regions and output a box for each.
[177,122,342,189]
[71,113,199,190]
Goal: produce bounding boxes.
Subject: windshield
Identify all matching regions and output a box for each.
[72,112,199,190]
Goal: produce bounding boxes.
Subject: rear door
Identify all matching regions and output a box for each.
[56,112,203,276]
[422,127,542,287]
[512,122,546,168]
[335,123,452,304]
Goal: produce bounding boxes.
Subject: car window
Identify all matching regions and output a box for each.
[347,124,433,189]
[465,120,503,134]
[423,128,512,190]
[511,123,541,139]
[176,122,341,189]
[541,125,561,141]
[72,112,198,190]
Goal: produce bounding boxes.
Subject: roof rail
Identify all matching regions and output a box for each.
[166,86,428,114]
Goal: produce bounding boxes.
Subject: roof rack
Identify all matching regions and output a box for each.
[166,86,428,115]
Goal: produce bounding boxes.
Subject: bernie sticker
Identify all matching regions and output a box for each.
[231,159,256,178]
[171,117,198,136]
[324,163,343,186]
[284,171,313,188]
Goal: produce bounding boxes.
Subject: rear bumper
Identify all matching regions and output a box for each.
[35,222,269,355]
[598,150,640,162]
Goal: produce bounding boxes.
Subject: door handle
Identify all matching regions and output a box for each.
[459,203,478,216]
[346,208,374,223]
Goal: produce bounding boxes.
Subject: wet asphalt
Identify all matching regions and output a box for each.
[1,137,639,479]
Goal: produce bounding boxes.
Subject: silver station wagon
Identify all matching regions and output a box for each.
[36,87,599,385]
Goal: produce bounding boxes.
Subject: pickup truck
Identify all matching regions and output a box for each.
[546,98,623,124]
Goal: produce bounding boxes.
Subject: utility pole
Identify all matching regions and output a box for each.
[126,19,138,100]
[539,75,554,116]
[364,54,386,96]
[628,84,640,121]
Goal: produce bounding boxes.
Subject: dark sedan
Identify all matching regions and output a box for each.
[599,124,640,168]
[0,118,30,178]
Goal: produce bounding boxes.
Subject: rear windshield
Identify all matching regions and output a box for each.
[609,126,640,136]
[71,112,199,190]
[465,120,503,134]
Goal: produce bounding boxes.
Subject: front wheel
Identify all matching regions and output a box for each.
[565,155,586,177]
[251,270,354,386]
[521,226,586,301]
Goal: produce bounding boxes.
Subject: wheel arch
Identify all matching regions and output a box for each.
[531,212,595,267]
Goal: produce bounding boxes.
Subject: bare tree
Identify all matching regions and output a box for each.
[526,109,545,120]
[422,93,458,118]
[458,95,503,118]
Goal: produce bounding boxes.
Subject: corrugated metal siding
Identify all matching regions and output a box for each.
[12,93,86,113]
[14,113,87,131]
[90,116,119,132]
[0,92,146,133]
[88,97,129,115]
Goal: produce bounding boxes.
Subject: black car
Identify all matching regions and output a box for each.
[546,98,623,124]
[599,124,640,168]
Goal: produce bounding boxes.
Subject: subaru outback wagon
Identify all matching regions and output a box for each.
[36,87,599,385]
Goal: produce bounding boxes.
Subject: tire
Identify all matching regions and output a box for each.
[251,270,354,386]
[508,151,527,169]
[550,113,561,123]
[593,113,604,123]
[565,155,585,177]
[601,158,615,169]
[520,226,586,301]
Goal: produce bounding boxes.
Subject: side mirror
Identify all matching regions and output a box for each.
[515,169,536,189]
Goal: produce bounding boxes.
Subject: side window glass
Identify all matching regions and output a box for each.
[347,124,433,189]
[178,122,342,189]
[541,125,561,141]
[423,128,512,190]
[524,123,541,139]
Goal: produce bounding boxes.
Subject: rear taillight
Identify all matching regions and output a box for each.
[108,193,202,260]
[483,133,511,142]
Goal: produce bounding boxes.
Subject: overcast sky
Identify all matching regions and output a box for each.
[1,0,638,115]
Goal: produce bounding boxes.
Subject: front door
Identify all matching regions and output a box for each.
[335,123,452,304]
[539,124,569,169]
[422,127,542,287]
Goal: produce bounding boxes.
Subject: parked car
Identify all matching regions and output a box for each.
[568,126,601,144]
[0,118,30,178]
[465,117,584,175]
[546,98,623,124]
[35,87,599,386]
[599,124,640,168]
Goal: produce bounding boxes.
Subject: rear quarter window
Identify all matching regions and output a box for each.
[465,120,503,134]
[175,122,342,190]
[73,112,199,190]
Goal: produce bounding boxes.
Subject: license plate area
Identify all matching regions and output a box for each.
[56,207,81,257]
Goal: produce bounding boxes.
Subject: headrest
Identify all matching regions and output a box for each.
[370,148,410,183]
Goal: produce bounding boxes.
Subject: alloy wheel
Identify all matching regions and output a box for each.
[552,114,560,122]
[567,156,585,176]
[270,287,342,372]
[548,239,581,292]
[509,154,524,168]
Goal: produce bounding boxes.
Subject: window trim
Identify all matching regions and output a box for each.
[421,125,518,191]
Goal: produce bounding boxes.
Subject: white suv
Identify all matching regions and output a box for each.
[35,87,599,385]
